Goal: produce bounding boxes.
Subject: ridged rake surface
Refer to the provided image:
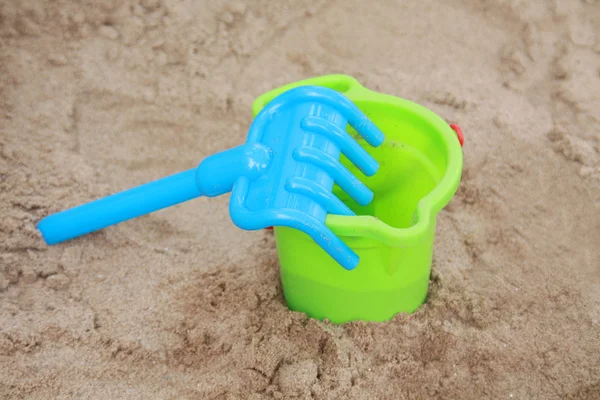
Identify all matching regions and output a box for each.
[230,86,384,270]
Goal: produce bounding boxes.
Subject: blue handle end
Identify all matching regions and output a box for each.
[38,217,63,245]
[38,168,202,246]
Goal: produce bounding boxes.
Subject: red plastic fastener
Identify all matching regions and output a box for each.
[449,123,464,147]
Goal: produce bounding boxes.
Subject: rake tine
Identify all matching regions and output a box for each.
[285,177,354,216]
[300,116,379,176]
[293,146,373,206]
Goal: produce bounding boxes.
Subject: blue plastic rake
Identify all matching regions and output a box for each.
[38,86,385,270]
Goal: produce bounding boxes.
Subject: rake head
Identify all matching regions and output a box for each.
[227,86,384,270]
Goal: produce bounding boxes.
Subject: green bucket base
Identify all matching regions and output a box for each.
[281,270,430,323]
[253,75,463,323]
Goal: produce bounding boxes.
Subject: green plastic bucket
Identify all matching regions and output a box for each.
[252,75,463,323]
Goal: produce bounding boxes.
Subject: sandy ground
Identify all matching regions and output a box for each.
[1,0,599,398]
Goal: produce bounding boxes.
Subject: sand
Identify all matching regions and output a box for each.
[1,0,599,398]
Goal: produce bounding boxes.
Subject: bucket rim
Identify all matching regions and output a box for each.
[252,74,463,248]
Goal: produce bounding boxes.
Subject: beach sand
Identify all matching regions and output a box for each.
[1,0,599,398]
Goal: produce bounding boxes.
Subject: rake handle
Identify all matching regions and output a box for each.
[38,168,202,245]
[38,144,271,245]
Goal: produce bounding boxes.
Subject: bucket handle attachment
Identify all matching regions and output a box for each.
[449,123,464,147]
